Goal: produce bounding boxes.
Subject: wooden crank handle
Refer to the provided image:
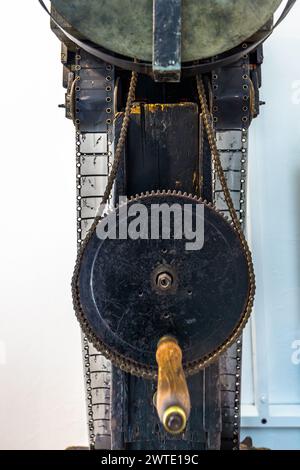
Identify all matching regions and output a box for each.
[155,336,191,434]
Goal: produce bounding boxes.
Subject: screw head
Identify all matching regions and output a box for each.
[156,272,173,290]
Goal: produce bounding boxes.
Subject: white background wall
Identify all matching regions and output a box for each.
[0,1,299,450]
[240,0,300,449]
[0,1,88,450]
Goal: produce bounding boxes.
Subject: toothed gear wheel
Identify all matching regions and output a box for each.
[72,191,255,379]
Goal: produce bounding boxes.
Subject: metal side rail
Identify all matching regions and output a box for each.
[74,49,114,450]
[215,128,249,450]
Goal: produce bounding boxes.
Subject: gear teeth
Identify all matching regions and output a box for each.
[73,184,255,379]
[167,189,172,195]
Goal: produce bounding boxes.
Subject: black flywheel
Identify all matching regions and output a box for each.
[72,191,255,378]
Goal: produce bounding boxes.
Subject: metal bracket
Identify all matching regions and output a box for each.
[153,0,182,82]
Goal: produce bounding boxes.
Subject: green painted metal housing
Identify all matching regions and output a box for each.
[52,0,282,62]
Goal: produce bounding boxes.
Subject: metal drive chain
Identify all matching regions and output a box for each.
[102,72,138,207]
[200,72,252,450]
[71,69,143,387]
[72,73,255,380]
[197,77,252,450]
[197,77,247,234]
[196,74,255,312]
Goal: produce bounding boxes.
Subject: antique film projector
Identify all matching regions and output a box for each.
[40,0,295,450]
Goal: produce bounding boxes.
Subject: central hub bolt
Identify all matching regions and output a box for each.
[156,272,173,290]
[164,407,186,434]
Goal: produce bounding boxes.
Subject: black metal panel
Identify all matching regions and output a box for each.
[212,57,251,131]
[76,50,113,132]
[212,49,264,130]
[153,0,182,82]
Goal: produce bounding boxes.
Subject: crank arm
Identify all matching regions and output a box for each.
[155,336,191,434]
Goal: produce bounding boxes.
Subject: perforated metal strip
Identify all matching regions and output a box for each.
[215,128,248,450]
[75,49,114,449]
